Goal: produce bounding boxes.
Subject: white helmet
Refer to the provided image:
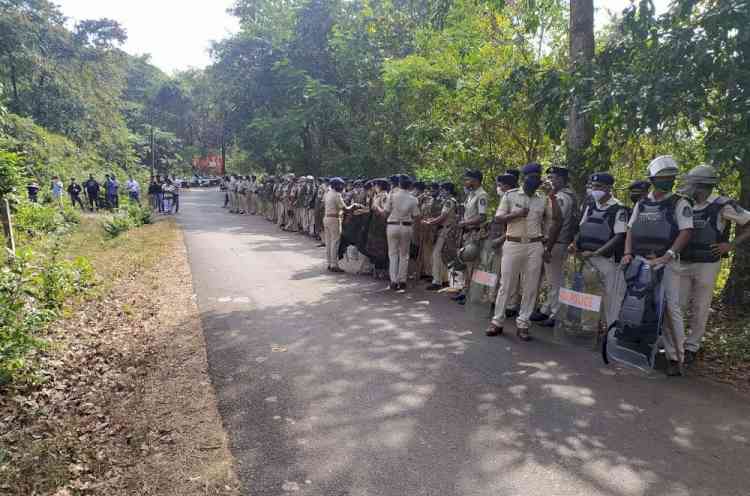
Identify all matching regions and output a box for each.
[647,155,679,177]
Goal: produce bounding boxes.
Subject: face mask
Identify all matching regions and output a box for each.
[464,187,471,195]
[523,176,542,193]
[591,190,607,203]
[651,178,675,193]
[585,187,593,197]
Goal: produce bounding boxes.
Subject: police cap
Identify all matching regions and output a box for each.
[496,174,517,187]
[521,162,543,175]
[547,165,569,177]
[463,169,483,182]
[590,172,615,186]
[628,180,650,191]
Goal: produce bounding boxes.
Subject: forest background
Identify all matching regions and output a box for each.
[0,0,749,307]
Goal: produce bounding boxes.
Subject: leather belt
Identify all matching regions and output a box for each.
[506,236,544,243]
[387,221,413,226]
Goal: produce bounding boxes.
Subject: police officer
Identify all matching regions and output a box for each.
[452,169,488,304]
[323,177,361,272]
[531,166,579,327]
[622,155,694,376]
[383,175,421,291]
[628,180,651,205]
[486,163,560,341]
[572,172,629,330]
[488,173,521,318]
[678,164,750,364]
[424,182,458,290]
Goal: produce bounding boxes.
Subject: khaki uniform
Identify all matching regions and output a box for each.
[431,196,457,285]
[491,188,552,329]
[385,189,420,284]
[579,197,629,328]
[540,187,578,320]
[323,190,345,268]
[679,195,750,352]
[462,187,489,289]
[628,192,694,361]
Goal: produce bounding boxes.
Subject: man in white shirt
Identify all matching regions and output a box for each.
[126,176,141,205]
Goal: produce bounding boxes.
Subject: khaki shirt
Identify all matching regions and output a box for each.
[440,197,458,227]
[324,190,345,217]
[463,187,488,220]
[497,188,551,239]
[628,192,694,230]
[385,189,420,222]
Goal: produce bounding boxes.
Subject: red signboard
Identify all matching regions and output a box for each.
[192,155,225,175]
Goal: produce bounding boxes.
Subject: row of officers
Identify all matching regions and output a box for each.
[222,156,750,377]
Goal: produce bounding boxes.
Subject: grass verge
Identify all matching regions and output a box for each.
[0,217,240,495]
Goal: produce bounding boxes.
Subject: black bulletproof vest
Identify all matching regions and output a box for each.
[682,198,731,263]
[630,196,680,257]
[577,203,621,252]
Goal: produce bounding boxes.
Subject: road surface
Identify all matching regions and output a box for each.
[179,189,750,496]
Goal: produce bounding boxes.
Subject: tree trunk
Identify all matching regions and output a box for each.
[566,0,595,192]
[722,153,750,307]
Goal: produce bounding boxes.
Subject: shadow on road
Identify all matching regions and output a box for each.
[179,190,750,496]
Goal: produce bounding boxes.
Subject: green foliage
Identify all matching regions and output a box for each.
[102,214,134,238]
[0,149,22,198]
[13,202,66,236]
[0,246,93,385]
[126,203,153,226]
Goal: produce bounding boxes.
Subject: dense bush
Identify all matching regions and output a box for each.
[0,246,94,384]
[127,203,153,226]
[12,201,80,237]
[103,215,135,238]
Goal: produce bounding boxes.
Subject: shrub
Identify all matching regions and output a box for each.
[13,202,64,236]
[126,204,152,227]
[103,215,134,238]
[0,247,93,385]
[60,205,81,225]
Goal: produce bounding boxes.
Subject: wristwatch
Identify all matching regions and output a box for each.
[666,249,676,259]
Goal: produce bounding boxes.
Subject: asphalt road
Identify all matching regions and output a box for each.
[179,189,750,496]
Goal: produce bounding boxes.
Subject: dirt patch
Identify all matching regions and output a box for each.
[0,219,240,495]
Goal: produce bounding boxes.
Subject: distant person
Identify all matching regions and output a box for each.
[67,178,85,209]
[84,175,100,211]
[126,176,141,205]
[106,174,119,209]
[50,176,63,207]
[169,179,180,213]
[27,181,40,203]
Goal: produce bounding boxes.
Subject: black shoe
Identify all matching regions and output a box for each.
[540,318,556,328]
[505,308,519,318]
[442,282,450,288]
[486,324,503,337]
[529,311,548,322]
[389,282,398,290]
[666,360,683,377]
[425,283,442,291]
[398,283,407,291]
[684,350,697,365]
[451,293,466,302]
[330,267,345,273]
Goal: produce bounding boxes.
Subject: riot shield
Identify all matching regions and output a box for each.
[467,237,499,307]
[603,260,666,371]
[553,256,606,349]
[440,225,463,268]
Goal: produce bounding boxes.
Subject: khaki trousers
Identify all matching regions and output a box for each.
[661,260,687,362]
[540,243,568,319]
[432,229,448,285]
[324,217,341,268]
[679,261,721,353]
[586,255,625,329]
[249,193,257,214]
[387,224,412,283]
[491,241,545,329]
